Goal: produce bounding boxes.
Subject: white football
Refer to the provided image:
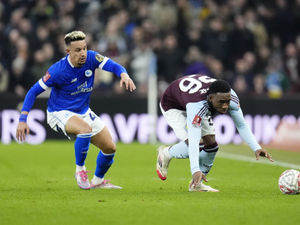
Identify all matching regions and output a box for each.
[278,169,300,194]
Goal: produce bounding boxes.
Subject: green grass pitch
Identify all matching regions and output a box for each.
[0,141,300,225]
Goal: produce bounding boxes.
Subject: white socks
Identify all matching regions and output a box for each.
[76,165,104,185]
[91,175,104,185]
[76,165,86,172]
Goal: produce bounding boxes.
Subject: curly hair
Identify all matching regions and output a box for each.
[207,80,231,95]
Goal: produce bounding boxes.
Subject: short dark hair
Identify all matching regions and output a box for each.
[64,31,86,45]
[207,80,231,95]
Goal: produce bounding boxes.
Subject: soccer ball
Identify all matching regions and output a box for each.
[278,169,300,194]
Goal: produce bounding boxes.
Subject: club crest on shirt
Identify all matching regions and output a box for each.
[43,72,51,82]
[95,54,104,63]
[85,69,92,77]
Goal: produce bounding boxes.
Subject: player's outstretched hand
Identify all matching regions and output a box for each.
[16,122,30,142]
[255,149,274,162]
[189,171,208,189]
[120,73,136,92]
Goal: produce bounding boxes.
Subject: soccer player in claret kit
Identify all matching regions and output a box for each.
[16,31,136,190]
[156,74,273,192]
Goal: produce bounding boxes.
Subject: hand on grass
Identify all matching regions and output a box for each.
[189,171,207,189]
[255,149,274,162]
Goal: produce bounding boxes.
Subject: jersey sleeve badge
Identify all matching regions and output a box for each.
[95,54,104,63]
[43,72,51,82]
[192,115,202,127]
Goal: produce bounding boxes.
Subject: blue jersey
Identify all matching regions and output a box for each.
[21,50,127,114]
[41,50,103,113]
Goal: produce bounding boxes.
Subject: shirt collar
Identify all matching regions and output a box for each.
[67,55,75,68]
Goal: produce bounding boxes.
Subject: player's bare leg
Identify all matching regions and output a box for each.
[65,115,92,134]
[91,127,116,154]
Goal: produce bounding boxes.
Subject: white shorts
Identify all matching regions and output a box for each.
[160,104,215,141]
[47,108,105,139]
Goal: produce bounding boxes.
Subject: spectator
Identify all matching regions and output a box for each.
[265,59,289,98]
[244,9,269,51]
[231,58,254,95]
[157,33,184,83]
[205,56,225,80]
[99,0,123,25]
[272,0,295,46]
[30,43,54,82]
[0,0,300,97]
[130,42,153,96]
[252,74,267,96]
[256,46,271,73]
[201,16,229,65]
[0,63,9,93]
[228,14,255,68]
[284,43,300,92]
[97,17,127,57]
[150,0,177,33]
[183,46,210,76]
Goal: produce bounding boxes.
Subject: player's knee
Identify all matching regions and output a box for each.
[202,135,216,146]
[204,142,219,152]
[202,135,219,152]
[102,142,116,154]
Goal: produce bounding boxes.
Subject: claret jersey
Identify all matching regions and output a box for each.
[161,74,242,122]
[161,74,216,112]
[160,74,261,174]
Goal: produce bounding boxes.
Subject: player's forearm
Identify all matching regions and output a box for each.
[189,144,201,174]
[188,127,202,174]
[231,109,261,151]
[102,58,127,77]
[186,103,205,174]
[237,124,261,151]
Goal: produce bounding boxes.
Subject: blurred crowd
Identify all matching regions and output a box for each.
[0,0,300,98]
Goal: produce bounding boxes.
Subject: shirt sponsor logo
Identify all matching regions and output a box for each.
[95,54,104,63]
[43,72,51,82]
[85,69,92,77]
[77,81,87,89]
[70,81,93,95]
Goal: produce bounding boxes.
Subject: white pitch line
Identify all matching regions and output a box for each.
[217,152,300,170]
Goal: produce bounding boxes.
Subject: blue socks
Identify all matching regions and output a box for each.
[74,133,92,166]
[74,133,115,179]
[95,151,115,178]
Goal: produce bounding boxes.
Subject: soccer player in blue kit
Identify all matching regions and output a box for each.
[156,74,273,192]
[16,31,136,190]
